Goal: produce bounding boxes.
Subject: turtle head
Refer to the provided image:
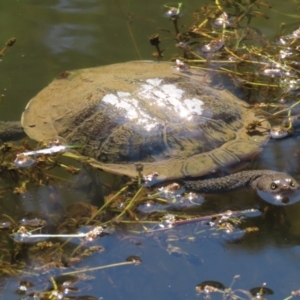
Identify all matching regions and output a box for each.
[254,173,300,205]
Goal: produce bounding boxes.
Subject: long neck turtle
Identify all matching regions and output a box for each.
[21,61,269,178]
[184,170,299,205]
[19,61,300,204]
[0,121,24,141]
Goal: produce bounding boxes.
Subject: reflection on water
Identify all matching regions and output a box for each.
[45,24,96,55]
[2,0,300,299]
[43,0,103,55]
[51,0,99,13]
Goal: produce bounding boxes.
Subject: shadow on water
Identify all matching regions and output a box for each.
[2,0,300,299]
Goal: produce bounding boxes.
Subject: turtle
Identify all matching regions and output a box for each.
[21,61,270,178]
[19,61,300,204]
[0,121,24,141]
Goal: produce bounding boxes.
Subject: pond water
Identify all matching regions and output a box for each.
[2,0,300,299]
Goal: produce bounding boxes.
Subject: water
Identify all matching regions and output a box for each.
[1,0,300,299]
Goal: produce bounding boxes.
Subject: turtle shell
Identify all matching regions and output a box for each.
[21,61,270,180]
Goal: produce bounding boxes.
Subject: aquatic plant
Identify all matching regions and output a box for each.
[150,1,300,135]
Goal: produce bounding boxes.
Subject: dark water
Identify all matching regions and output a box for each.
[1,0,300,299]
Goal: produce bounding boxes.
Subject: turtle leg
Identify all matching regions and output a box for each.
[0,121,25,141]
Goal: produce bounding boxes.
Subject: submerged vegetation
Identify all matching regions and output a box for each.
[2,0,300,298]
[151,0,300,137]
